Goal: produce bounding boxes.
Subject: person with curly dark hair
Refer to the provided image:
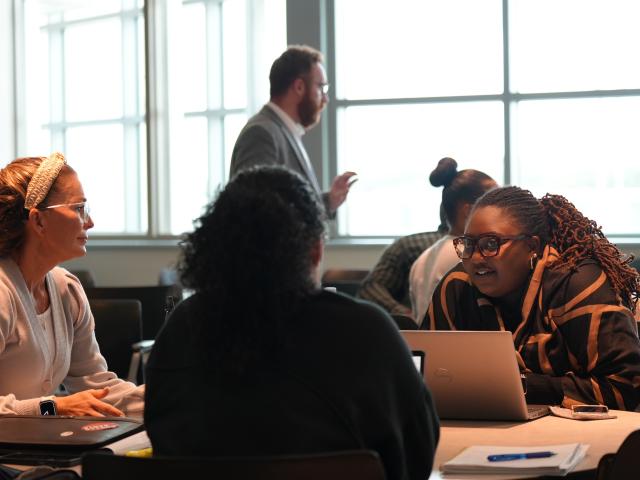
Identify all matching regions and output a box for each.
[409,157,496,324]
[425,186,640,410]
[144,166,439,480]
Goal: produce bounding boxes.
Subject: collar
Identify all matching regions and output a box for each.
[267,102,306,138]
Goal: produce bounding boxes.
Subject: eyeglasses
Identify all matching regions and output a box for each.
[317,82,330,96]
[453,234,530,259]
[41,201,91,223]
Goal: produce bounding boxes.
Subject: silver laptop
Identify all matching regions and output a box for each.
[402,330,549,421]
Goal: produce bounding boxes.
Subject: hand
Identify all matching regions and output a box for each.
[328,171,358,212]
[54,388,125,417]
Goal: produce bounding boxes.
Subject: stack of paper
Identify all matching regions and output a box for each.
[441,443,589,476]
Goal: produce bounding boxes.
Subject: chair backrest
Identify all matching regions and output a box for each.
[596,429,640,480]
[85,285,181,340]
[82,450,386,480]
[69,269,96,288]
[89,298,142,381]
[321,269,370,297]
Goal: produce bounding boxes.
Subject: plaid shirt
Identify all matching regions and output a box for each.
[358,231,444,318]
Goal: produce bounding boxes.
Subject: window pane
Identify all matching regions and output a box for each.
[65,124,126,233]
[224,113,248,178]
[180,2,207,113]
[510,0,640,93]
[170,116,209,235]
[65,18,123,121]
[62,0,126,21]
[512,97,640,235]
[222,0,247,108]
[337,102,504,236]
[23,1,51,153]
[335,0,503,100]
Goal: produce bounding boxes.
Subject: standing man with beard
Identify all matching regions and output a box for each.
[230,45,356,217]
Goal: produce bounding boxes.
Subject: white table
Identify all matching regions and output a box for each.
[429,410,640,479]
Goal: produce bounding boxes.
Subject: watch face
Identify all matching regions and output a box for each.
[40,400,57,416]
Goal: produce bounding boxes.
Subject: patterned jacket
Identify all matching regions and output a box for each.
[425,245,640,410]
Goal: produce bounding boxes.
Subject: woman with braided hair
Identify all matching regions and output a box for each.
[0,153,143,417]
[425,186,640,410]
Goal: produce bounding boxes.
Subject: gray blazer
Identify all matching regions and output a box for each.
[229,106,332,214]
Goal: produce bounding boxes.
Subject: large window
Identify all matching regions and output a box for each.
[332,0,640,238]
[14,0,285,236]
[162,0,285,234]
[11,0,640,240]
[19,0,147,234]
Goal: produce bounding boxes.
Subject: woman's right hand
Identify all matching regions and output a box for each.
[54,388,125,417]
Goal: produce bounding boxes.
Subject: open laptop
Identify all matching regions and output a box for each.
[402,330,549,421]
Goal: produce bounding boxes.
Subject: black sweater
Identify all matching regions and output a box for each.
[145,290,439,480]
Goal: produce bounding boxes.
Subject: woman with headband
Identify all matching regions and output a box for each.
[0,153,143,417]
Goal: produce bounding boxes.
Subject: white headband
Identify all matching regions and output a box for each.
[23,152,67,210]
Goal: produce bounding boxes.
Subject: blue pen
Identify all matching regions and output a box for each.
[487,451,556,462]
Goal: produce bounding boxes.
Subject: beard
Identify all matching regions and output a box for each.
[297,92,322,128]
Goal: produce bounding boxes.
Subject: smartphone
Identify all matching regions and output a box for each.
[571,404,609,419]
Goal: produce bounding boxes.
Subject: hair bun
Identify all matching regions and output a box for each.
[429,157,458,188]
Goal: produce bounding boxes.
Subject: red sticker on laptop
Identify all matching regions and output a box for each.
[81,422,119,432]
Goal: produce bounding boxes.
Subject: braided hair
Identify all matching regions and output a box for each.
[474,186,640,310]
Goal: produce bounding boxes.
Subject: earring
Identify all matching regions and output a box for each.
[530,252,538,271]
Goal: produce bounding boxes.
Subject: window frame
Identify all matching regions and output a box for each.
[317,0,640,241]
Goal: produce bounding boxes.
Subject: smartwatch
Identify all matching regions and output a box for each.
[39,397,57,416]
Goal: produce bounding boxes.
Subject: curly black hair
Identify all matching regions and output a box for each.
[475,186,640,310]
[179,166,326,377]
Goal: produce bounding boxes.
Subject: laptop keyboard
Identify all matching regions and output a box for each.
[527,404,550,419]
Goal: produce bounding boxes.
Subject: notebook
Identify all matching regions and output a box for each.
[401,330,549,421]
[441,443,588,475]
[0,415,144,466]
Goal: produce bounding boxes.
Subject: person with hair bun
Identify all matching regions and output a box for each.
[0,153,143,417]
[426,186,640,410]
[145,166,439,479]
[409,158,496,325]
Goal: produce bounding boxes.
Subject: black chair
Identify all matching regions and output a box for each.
[85,285,181,340]
[69,269,96,288]
[90,298,148,384]
[82,450,386,480]
[321,269,370,297]
[596,429,640,480]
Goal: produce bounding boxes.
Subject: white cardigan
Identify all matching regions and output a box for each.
[0,257,144,415]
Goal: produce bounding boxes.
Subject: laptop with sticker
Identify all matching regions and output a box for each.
[401,330,549,421]
[0,415,144,466]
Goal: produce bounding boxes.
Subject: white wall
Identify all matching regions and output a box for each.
[61,243,388,286]
[61,241,640,287]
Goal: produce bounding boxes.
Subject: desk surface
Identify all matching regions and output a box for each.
[429,409,640,479]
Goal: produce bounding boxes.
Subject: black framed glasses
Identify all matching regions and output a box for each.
[453,234,531,259]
